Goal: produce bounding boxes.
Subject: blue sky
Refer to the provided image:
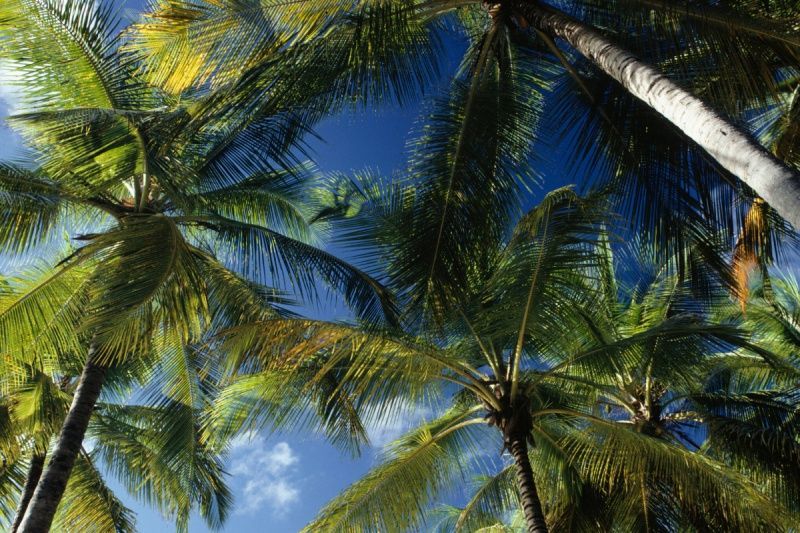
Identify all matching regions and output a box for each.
[0,3,464,531]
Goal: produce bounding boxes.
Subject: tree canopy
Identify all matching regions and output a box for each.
[0,0,799,531]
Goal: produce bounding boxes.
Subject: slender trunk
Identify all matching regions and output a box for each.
[17,347,106,533]
[508,434,548,533]
[10,454,46,533]
[521,4,800,229]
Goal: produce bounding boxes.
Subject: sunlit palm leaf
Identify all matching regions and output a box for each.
[53,452,136,533]
[304,405,490,533]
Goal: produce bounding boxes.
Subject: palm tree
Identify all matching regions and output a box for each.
[213,190,791,531]
[426,260,800,532]
[0,265,236,531]
[0,1,396,530]
[212,188,604,531]
[130,0,800,229]
[0,357,69,532]
[0,340,231,532]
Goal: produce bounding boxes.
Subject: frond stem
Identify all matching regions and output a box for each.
[423,18,499,312]
[508,210,550,402]
[457,308,498,379]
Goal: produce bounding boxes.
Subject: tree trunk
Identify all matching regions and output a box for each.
[17,347,106,533]
[521,4,800,229]
[508,434,548,533]
[10,453,46,533]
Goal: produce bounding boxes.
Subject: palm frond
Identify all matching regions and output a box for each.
[132,0,441,107]
[74,215,208,361]
[452,466,519,532]
[0,264,89,360]
[178,215,397,325]
[693,387,800,507]
[557,415,794,530]
[304,405,490,533]
[8,108,148,197]
[0,459,26,529]
[572,0,799,112]
[374,28,549,320]
[207,365,369,456]
[193,166,319,243]
[0,0,142,111]
[0,164,73,256]
[207,316,463,457]
[90,402,231,532]
[54,451,136,533]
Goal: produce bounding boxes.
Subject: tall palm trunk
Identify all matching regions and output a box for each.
[520,4,800,229]
[17,347,106,533]
[10,453,46,533]
[508,433,549,533]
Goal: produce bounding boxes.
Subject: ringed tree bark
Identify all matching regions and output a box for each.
[488,391,549,533]
[507,432,548,533]
[516,2,800,229]
[17,347,107,533]
[10,453,46,533]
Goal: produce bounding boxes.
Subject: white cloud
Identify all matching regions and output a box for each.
[229,437,301,516]
[241,478,299,514]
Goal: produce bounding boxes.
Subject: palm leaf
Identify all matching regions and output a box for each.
[53,451,136,533]
[304,405,490,533]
